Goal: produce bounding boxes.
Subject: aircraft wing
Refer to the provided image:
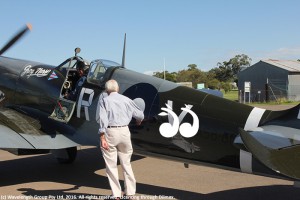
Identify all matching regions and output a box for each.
[239,125,300,180]
[0,107,78,150]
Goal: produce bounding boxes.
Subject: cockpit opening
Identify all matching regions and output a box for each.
[50,55,90,123]
[50,54,120,123]
[56,57,89,100]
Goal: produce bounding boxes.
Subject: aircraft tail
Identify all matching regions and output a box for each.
[237,104,300,180]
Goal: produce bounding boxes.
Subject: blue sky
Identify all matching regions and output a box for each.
[1,0,300,74]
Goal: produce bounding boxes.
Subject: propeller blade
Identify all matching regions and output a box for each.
[0,23,32,56]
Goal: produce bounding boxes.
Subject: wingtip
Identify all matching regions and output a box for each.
[26,23,32,31]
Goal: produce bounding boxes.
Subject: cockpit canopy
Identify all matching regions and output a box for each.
[58,56,89,70]
[87,59,120,86]
[56,56,121,87]
[56,56,90,76]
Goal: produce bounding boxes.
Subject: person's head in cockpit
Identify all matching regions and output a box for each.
[76,61,89,77]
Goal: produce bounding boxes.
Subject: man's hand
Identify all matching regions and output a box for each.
[100,133,109,150]
[136,119,142,126]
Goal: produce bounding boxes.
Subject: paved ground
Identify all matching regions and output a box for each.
[1,146,300,200]
[0,104,300,200]
[252,104,297,111]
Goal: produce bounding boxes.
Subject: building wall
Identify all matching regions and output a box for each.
[288,74,300,101]
[177,82,193,88]
[238,61,289,102]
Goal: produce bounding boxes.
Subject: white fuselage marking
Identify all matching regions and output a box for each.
[240,107,266,173]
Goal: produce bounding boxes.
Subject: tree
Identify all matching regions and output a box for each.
[221,82,231,93]
[209,54,252,83]
[206,78,220,90]
[187,64,197,71]
[206,70,220,89]
[153,71,177,82]
[229,54,252,75]
[209,65,233,82]
[176,64,207,88]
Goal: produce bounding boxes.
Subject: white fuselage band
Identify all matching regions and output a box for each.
[240,107,266,173]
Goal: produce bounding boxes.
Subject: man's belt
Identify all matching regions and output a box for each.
[108,125,127,128]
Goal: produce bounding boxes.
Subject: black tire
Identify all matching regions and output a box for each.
[56,147,77,164]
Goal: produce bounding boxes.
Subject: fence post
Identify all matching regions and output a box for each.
[265,83,269,102]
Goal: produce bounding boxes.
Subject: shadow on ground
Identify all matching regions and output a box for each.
[1,147,300,200]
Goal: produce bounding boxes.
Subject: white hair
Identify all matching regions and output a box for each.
[105,79,119,93]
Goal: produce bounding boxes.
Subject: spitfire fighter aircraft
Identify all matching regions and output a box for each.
[1,25,300,182]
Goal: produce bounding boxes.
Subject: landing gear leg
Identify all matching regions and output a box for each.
[51,147,77,164]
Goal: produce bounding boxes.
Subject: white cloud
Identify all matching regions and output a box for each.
[235,46,300,66]
[261,47,300,61]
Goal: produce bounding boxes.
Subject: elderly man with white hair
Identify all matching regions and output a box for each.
[98,79,144,200]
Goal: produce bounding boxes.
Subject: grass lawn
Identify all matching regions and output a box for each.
[222,90,238,101]
[222,89,299,105]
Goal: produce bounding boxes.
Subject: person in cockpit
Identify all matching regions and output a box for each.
[65,61,89,101]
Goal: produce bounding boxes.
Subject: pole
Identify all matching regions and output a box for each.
[163,58,166,80]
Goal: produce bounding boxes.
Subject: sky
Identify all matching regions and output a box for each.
[1,0,300,74]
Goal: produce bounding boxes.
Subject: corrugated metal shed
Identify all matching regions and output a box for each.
[238,59,300,102]
[262,59,300,72]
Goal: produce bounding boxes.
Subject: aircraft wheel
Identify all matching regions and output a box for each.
[51,147,77,164]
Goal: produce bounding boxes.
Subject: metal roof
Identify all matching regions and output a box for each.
[262,59,300,72]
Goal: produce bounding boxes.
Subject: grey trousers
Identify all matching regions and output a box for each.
[101,126,136,197]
